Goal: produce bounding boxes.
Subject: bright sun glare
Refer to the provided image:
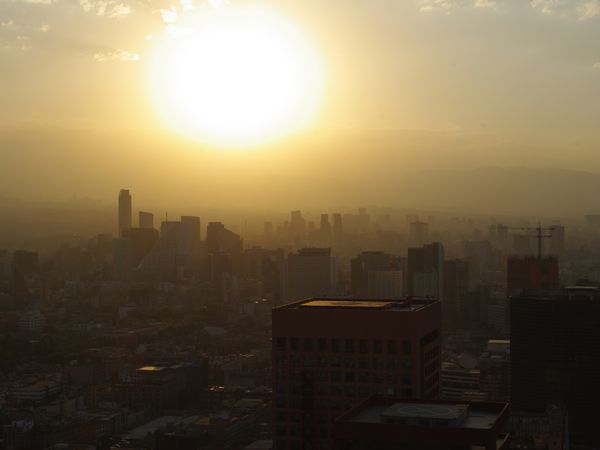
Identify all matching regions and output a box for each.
[149,6,324,148]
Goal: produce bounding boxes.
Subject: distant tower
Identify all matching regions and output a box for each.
[320,214,331,237]
[332,213,343,239]
[139,211,154,229]
[118,189,132,237]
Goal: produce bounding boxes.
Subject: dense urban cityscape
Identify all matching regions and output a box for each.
[1,189,600,449]
[3,0,600,449]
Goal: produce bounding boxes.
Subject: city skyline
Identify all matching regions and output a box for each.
[2,1,600,212]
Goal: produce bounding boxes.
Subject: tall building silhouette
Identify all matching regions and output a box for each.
[206,222,243,255]
[510,288,600,447]
[506,256,559,295]
[351,251,402,298]
[332,213,343,240]
[272,297,441,450]
[407,242,444,300]
[286,248,336,301]
[290,210,307,241]
[138,211,154,229]
[122,228,159,267]
[118,189,132,237]
[320,214,331,237]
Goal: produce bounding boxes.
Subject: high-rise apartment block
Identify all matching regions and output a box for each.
[138,211,154,229]
[407,243,444,300]
[272,297,441,450]
[286,248,336,301]
[511,288,600,447]
[506,256,559,295]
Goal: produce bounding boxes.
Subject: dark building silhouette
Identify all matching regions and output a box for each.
[320,213,331,238]
[478,340,510,402]
[272,297,441,450]
[506,256,559,294]
[206,222,243,255]
[332,398,509,450]
[138,211,154,229]
[407,243,444,300]
[350,251,402,299]
[286,248,336,301]
[122,227,159,267]
[332,213,343,240]
[443,259,469,318]
[510,287,600,447]
[290,210,307,241]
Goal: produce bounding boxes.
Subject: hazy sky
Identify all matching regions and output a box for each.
[1,0,600,208]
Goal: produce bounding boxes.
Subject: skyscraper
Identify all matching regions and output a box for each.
[510,288,600,447]
[286,248,336,301]
[407,242,444,300]
[320,214,331,237]
[272,297,441,450]
[122,227,159,267]
[506,256,559,295]
[180,216,201,256]
[206,222,243,255]
[139,211,154,229]
[290,210,307,241]
[332,213,343,241]
[118,189,132,237]
[350,251,401,298]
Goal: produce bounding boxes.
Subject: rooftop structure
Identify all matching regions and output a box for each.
[272,297,441,450]
[333,397,509,450]
[277,297,437,312]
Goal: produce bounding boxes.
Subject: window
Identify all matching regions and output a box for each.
[358,358,369,369]
[387,340,397,354]
[402,340,412,355]
[331,370,342,382]
[318,337,327,352]
[332,338,340,353]
[304,338,313,352]
[358,386,370,397]
[387,374,399,384]
[291,337,299,352]
[359,339,368,354]
[402,373,413,385]
[373,339,383,354]
[344,371,355,382]
[345,339,354,353]
[276,337,286,351]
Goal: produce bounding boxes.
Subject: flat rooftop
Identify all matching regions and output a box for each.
[346,400,506,430]
[277,297,437,312]
[381,403,468,421]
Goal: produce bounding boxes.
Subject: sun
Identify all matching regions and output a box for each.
[149,5,324,148]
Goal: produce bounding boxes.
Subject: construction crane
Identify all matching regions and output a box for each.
[490,223,555,259]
